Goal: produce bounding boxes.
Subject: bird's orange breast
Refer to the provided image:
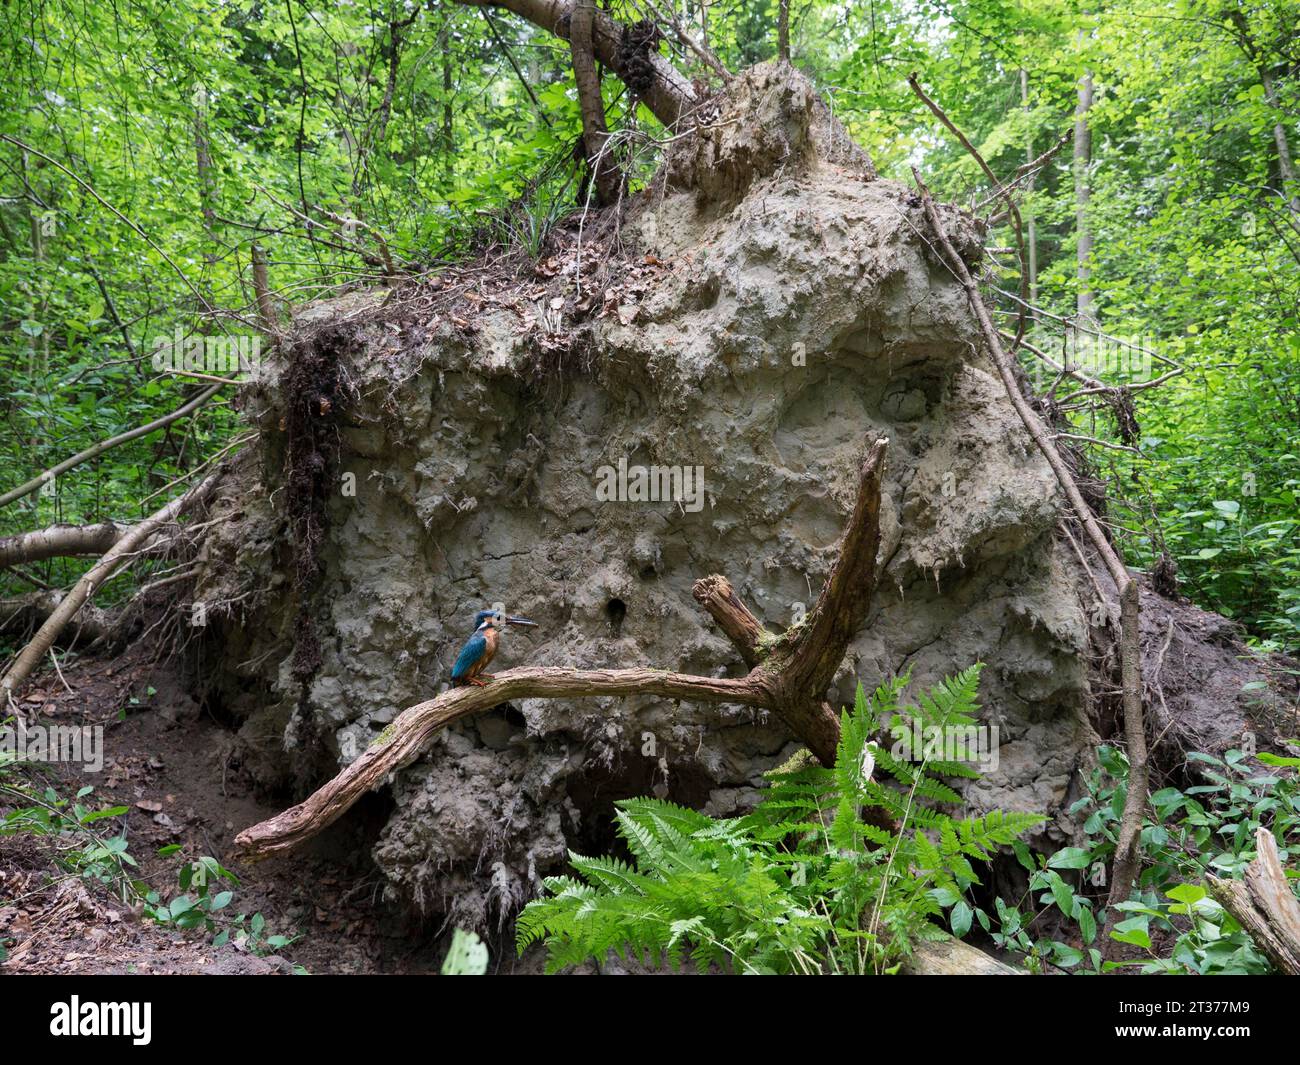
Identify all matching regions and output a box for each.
[480,626,499,667]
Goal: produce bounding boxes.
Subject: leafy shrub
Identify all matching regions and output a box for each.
[997,742,1300,974]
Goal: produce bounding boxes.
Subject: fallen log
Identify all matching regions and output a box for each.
[0,469,223,705]
[1208,828,1300,975]
[0,591,119,647]
[902,936,1024,976]
[0,521,173,568]
[234,439,889,859]
[455,0,697,129]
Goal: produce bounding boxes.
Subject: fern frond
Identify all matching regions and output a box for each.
[616,797,713,835]
[568,853,652,895]
[914,662,983,730]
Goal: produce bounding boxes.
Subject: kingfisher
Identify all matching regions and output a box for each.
[450,609,538,687]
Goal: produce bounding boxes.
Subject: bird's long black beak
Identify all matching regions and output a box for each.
[505,615,537,628]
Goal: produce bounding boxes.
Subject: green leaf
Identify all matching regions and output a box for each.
[1165,884,1206,905]
[1047,847,1091,870]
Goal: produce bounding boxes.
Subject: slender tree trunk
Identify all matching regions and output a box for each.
[1074,61,1094,326]
[569,0,623,205]
[193,88,218,317]
[22,151,48,379]
[1226,10,1300,216]
[1260,66,1299,214]
[442,50,454,181]
[354,15,415,196]
[1021,68,1039,317]
[778,0,790,62]
[251,243,275,334]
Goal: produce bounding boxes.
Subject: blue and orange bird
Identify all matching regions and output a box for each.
[450,609,537,687]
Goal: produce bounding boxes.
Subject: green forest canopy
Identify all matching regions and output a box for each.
[1,0,1297,650]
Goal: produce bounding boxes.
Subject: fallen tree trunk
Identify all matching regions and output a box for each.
[0,521,173,568]
[902,937,1024,976]
[456,0,697,128]
[0,470,223,706]
[0,591,119,647]
[234,439,888,859]
[1208,828,1300,975]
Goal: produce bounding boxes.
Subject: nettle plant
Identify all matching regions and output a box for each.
[517,665,1045,974]
[1001,741,1300,975]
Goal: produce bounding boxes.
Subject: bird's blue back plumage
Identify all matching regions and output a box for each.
[451,631,488,681]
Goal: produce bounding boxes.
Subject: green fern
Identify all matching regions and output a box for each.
[517,664,1046,974]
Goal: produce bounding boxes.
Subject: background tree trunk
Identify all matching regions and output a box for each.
[1074,62,1094,326]
[568,0,624,205]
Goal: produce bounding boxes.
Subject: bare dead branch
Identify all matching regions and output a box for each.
[0,470,224,704]
[911,172,1147,943]
[691,574,766,668]
[639,0,731,82]
[1208,829,1300,974]
[235,666,768,858]
[780,438,888,699]
[908,74,1028,356]
[0,383,224,509]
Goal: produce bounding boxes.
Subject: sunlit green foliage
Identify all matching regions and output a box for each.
[1,0,1296,647]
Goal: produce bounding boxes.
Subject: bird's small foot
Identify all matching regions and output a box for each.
[469,677,489,687]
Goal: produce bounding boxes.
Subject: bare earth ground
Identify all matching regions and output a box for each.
[0,645,557,975]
